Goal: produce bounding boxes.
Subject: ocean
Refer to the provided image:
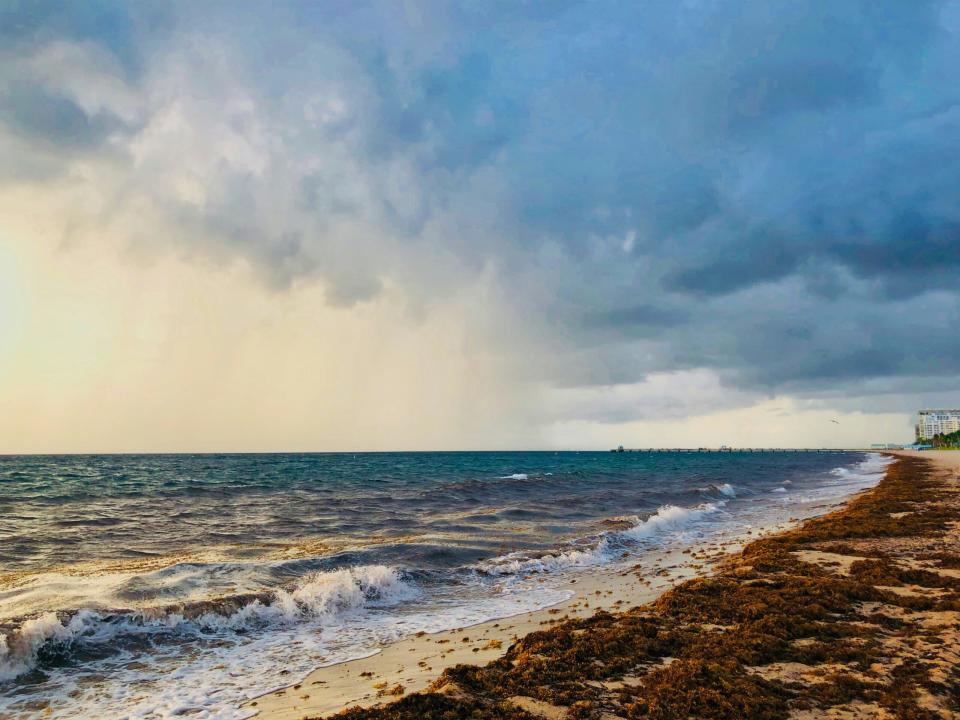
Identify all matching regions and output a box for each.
[0,451,890,719]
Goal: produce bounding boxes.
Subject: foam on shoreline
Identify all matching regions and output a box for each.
[0,565,416,684]
[475,501,726,576]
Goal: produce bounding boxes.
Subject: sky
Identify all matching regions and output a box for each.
[1,1,959,452]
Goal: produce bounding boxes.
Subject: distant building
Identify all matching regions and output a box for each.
[916,409,960,441]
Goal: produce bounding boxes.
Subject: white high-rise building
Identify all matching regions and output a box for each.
[916,409,960,441]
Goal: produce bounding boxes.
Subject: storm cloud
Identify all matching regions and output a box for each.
[3,0,959,426]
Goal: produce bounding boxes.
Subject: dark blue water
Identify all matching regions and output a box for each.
[0,451,887,719]
[0,451,860,572]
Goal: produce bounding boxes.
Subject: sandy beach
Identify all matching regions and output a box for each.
[246,543,739,719]
[249,451,960,720]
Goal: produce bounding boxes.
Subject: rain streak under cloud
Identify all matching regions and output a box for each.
[1,1,959,449]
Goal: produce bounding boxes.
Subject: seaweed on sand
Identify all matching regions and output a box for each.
[318,457,960,720]
[331,693,540,720]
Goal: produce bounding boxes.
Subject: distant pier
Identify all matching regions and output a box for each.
[609,447,857,453]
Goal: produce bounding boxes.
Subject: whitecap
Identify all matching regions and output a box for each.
[0,565,413,683]
[475,501,724,577]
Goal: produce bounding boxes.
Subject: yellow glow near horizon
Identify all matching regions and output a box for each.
[0,181,535,452]
[0,239,26,373]
[0,185,917,453]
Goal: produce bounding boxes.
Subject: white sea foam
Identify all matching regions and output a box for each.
[208,565,415,630]
[0,570,568,720]
[474,543,608,576]
[477,501,724,577]
[830,453,892,481]
[0,565,414,684]
[806,454,892,501]
[1,612,77,682]
[623,502,724,539]
[499,473,529,480]
[699,482,736,498]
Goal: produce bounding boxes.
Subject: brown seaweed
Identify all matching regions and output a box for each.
[314,456,960,720]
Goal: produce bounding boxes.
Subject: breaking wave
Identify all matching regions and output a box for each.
[475,501,725,576]
[830,453,892,480]
[700,482,736,497]
[0,565,414,683]
[622,502,724,539]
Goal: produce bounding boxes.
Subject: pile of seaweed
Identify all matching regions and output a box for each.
[319,456,960,720]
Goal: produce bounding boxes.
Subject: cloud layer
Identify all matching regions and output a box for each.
[2,1,959,442]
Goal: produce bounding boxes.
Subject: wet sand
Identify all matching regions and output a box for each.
[247,545,727,719]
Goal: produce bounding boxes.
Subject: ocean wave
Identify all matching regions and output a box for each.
[0,565,413,683]
[439,471,558,496]
[830,453,892,480]
[475,501,724,577]
[622,502,724,540]
[473,542,607,576]
[0,611,97,682]
[700,482,736,498]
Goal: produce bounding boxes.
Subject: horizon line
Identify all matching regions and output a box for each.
[0,447,880,457]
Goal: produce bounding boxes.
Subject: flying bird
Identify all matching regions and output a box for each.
[830,419,840,424]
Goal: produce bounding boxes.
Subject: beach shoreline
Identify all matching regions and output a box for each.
[0,451,881,720]
[245,541,733,719]
[253,450,960,720]
[246,452,911,720]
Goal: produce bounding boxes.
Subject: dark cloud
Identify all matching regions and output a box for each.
[586,305,688,331]
[3,0,959,406]
[0,81,119,150]
[0,0,143,73]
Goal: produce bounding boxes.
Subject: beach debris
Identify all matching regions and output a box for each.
[320,456,960,720]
